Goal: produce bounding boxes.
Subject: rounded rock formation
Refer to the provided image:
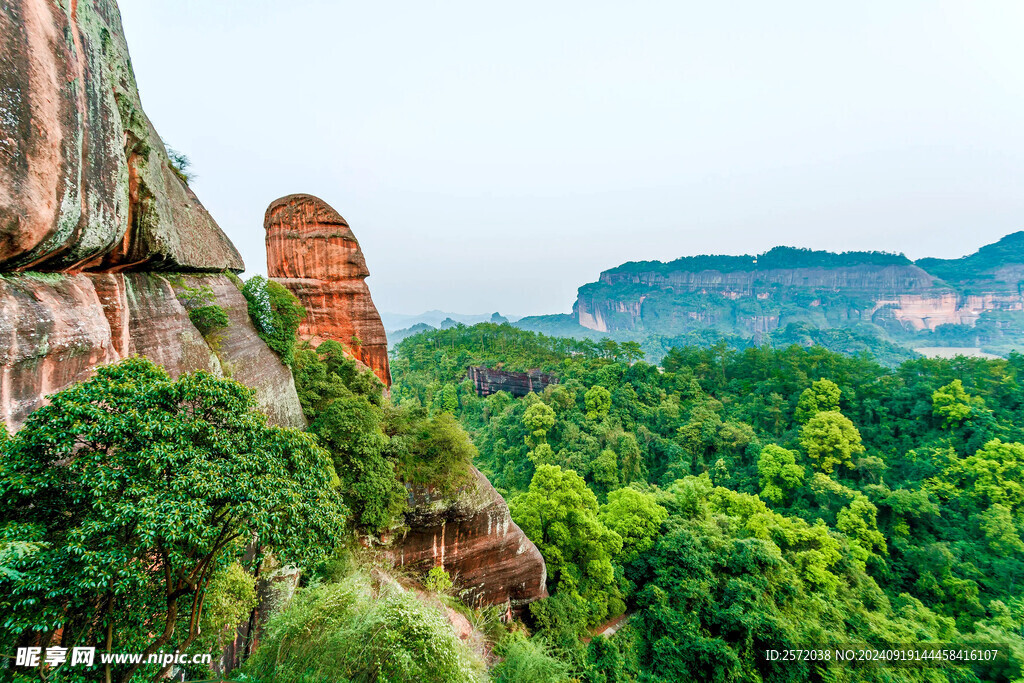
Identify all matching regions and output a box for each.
[265,194,391,386]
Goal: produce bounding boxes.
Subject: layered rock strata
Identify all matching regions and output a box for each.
[574,240,1024,335]
[0,0,243,272]
[265,194,391,386]
[0,272,305,431]
[388,468,548,615]
[467,366,558,398]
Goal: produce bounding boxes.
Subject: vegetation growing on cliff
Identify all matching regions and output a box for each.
[293,340,477,532]
[0,359,346,683]
[916,230,1024,284]
[392,323,1024,682]
[242,275,307,366]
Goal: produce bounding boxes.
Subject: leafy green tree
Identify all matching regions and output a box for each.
[188,303,230,335]
[591,449,619,493]
[757,444,805,504]
[598,339,621,359]
[524,401,556,445]
[293,340,384,419]
[311,395,407,531]
[599,488,668,562]
[615,432,644,485]
[511,465,623,624]
[799,410,864,474]
[976,503,1024,555]
[930,439,1024,513]
[585,385,612,421]
[0,358,345,683]
[794,378,841,423]
[835,494,887,567]
[932,378,981,428]
[424,566,454,593]
[436,383,459,414]
[391,410,479,495]
[620,341,645,363]
[196,562,259,653]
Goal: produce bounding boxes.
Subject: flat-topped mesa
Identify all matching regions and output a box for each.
[265,194,391,386]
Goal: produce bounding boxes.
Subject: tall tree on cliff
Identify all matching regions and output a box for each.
[0,359,346,683]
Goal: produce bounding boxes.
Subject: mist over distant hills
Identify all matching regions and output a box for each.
[382,310,520,333]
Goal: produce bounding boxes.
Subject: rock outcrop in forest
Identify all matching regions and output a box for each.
[266,194,391,386]
[388,468,548,615]
[467,365,558,398]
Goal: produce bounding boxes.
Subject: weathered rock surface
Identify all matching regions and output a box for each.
[266,194,391,386]
[387,467,548,614]
[0,0,310,431]
[467,365,558,398]
[0,0,243,271]
[575,259,1024,335]
[0,272,305,431]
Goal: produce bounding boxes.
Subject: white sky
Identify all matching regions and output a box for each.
[118,0,1024,316]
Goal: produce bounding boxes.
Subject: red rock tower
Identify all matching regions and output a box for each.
[265,194,391,386]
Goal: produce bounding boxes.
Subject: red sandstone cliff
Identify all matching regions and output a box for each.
[0,0,302,429]
[266,194,391,386]
[387,468,548,614]
[0,0,243,272]
[0,273,306,431]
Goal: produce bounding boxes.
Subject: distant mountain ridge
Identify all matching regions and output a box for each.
[565,232,1024,356]
[382,310,518,333]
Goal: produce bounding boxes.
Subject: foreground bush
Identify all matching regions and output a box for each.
[490,633,571,683]
[243,572,486,683]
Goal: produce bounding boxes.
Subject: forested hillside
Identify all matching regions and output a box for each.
[392,323,1024,682]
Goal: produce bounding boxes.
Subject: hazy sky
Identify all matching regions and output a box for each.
[118,1,1024,316]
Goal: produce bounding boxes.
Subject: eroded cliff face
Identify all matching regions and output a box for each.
[467,366,558,398]
[265,194,391,386]
[575,262,1024,335]
[0,0,303,430]
[0,272,305,431]
[0,0,243,272]
[387,468,548,615]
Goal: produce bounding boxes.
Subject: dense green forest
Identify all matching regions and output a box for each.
[0,282,495,683]
[3,284,1023,682]
[605,247,913,276]
[391,323,1024,682]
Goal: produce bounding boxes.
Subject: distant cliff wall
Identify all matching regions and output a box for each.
[575,262,1024,334]
[265,194,391,386]
[598,264,937,293]
[467,366,557,397]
